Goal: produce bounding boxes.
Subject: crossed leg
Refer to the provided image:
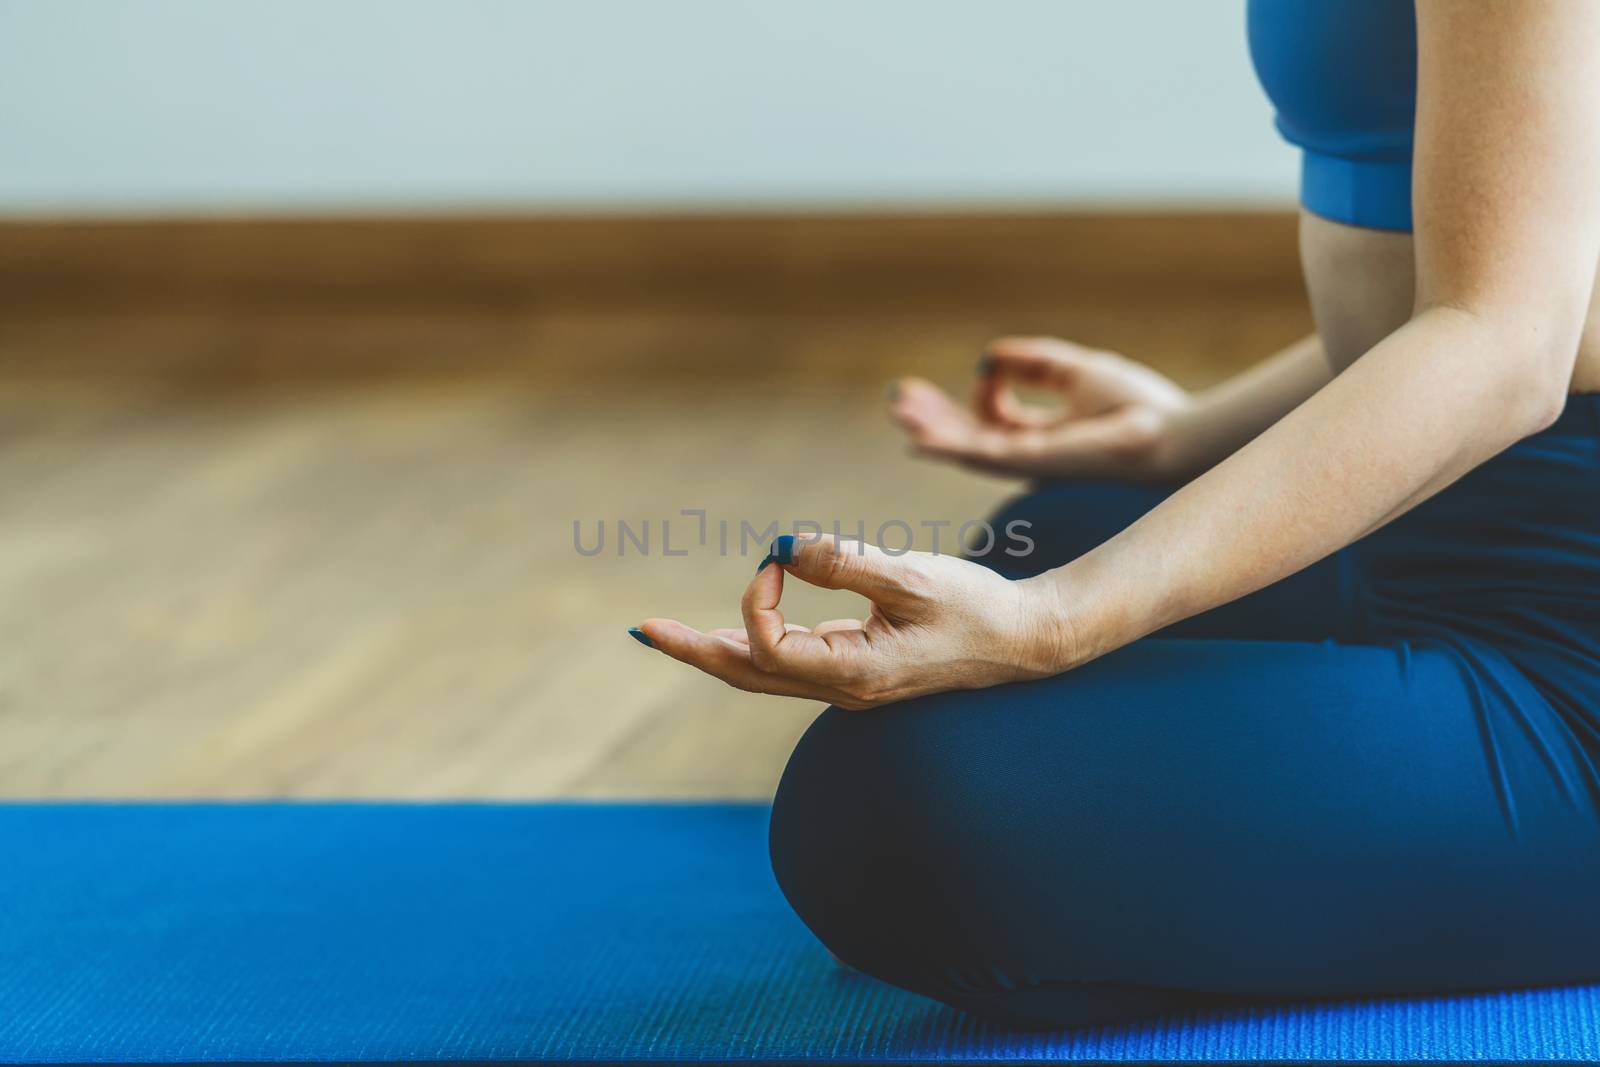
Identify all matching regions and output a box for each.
[769,483,1600,1028]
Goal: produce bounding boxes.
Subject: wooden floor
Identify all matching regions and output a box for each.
[0,222,1310,798]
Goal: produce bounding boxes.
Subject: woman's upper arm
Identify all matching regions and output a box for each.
[1413,0,1600,356]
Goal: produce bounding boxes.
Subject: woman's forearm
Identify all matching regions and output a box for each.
[1036,308,1571,666]
[1159,335,1332,479]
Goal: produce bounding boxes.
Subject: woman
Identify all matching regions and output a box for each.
[631,1,1600,1028]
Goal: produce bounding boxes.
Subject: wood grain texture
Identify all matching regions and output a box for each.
[0,211,1301,310]
[0,214,1311,797]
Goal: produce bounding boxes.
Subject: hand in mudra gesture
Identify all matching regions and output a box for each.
[631,534,1069,710]
[889,335,1191,480]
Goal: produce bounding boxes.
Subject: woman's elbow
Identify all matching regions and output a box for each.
[1522,372,1571,434]
[1452,303,1581,436]
[1516,324,1580,434]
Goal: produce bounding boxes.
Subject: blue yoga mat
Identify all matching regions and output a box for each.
[0,802,1596,1064]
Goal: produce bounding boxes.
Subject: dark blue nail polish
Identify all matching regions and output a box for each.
[756,556,772,573]
[627,626,653,648]
[976,353,995,376]
[771,534,797,565]
[885,381,900,403]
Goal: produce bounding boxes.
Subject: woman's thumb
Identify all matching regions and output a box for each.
[761,534,910,600]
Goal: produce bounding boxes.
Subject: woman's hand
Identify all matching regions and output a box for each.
[889,335,1191,480]
[632,535,1070,710]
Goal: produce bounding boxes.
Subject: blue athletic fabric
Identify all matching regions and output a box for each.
[770,395,1600,1030]
[1,802,1598,1063]
[1247,0,1418,231]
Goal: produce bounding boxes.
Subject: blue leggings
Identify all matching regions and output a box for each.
[768,396,1600,1029]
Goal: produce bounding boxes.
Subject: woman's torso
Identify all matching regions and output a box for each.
[1248,0,1600,392]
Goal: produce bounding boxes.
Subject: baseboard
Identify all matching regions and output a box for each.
[0,212,1302,314]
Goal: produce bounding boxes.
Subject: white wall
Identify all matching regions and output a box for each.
[0,0,1296,214]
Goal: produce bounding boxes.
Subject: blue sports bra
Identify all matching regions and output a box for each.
[1247,0,1418,232]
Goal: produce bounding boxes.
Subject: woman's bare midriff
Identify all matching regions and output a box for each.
[1299,210,1600,393]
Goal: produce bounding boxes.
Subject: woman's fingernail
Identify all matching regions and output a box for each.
[885,381,901,403]
[756,556,773,573]
[627,626,654,648]
[770,534,797,565]
[976,353,995,376]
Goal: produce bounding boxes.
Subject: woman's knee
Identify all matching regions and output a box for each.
[768,691,1120,1012]
[768,699,990,984]
[768,706,921,950]
[769,699,1201,1029]
[768,671,1223,1026]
